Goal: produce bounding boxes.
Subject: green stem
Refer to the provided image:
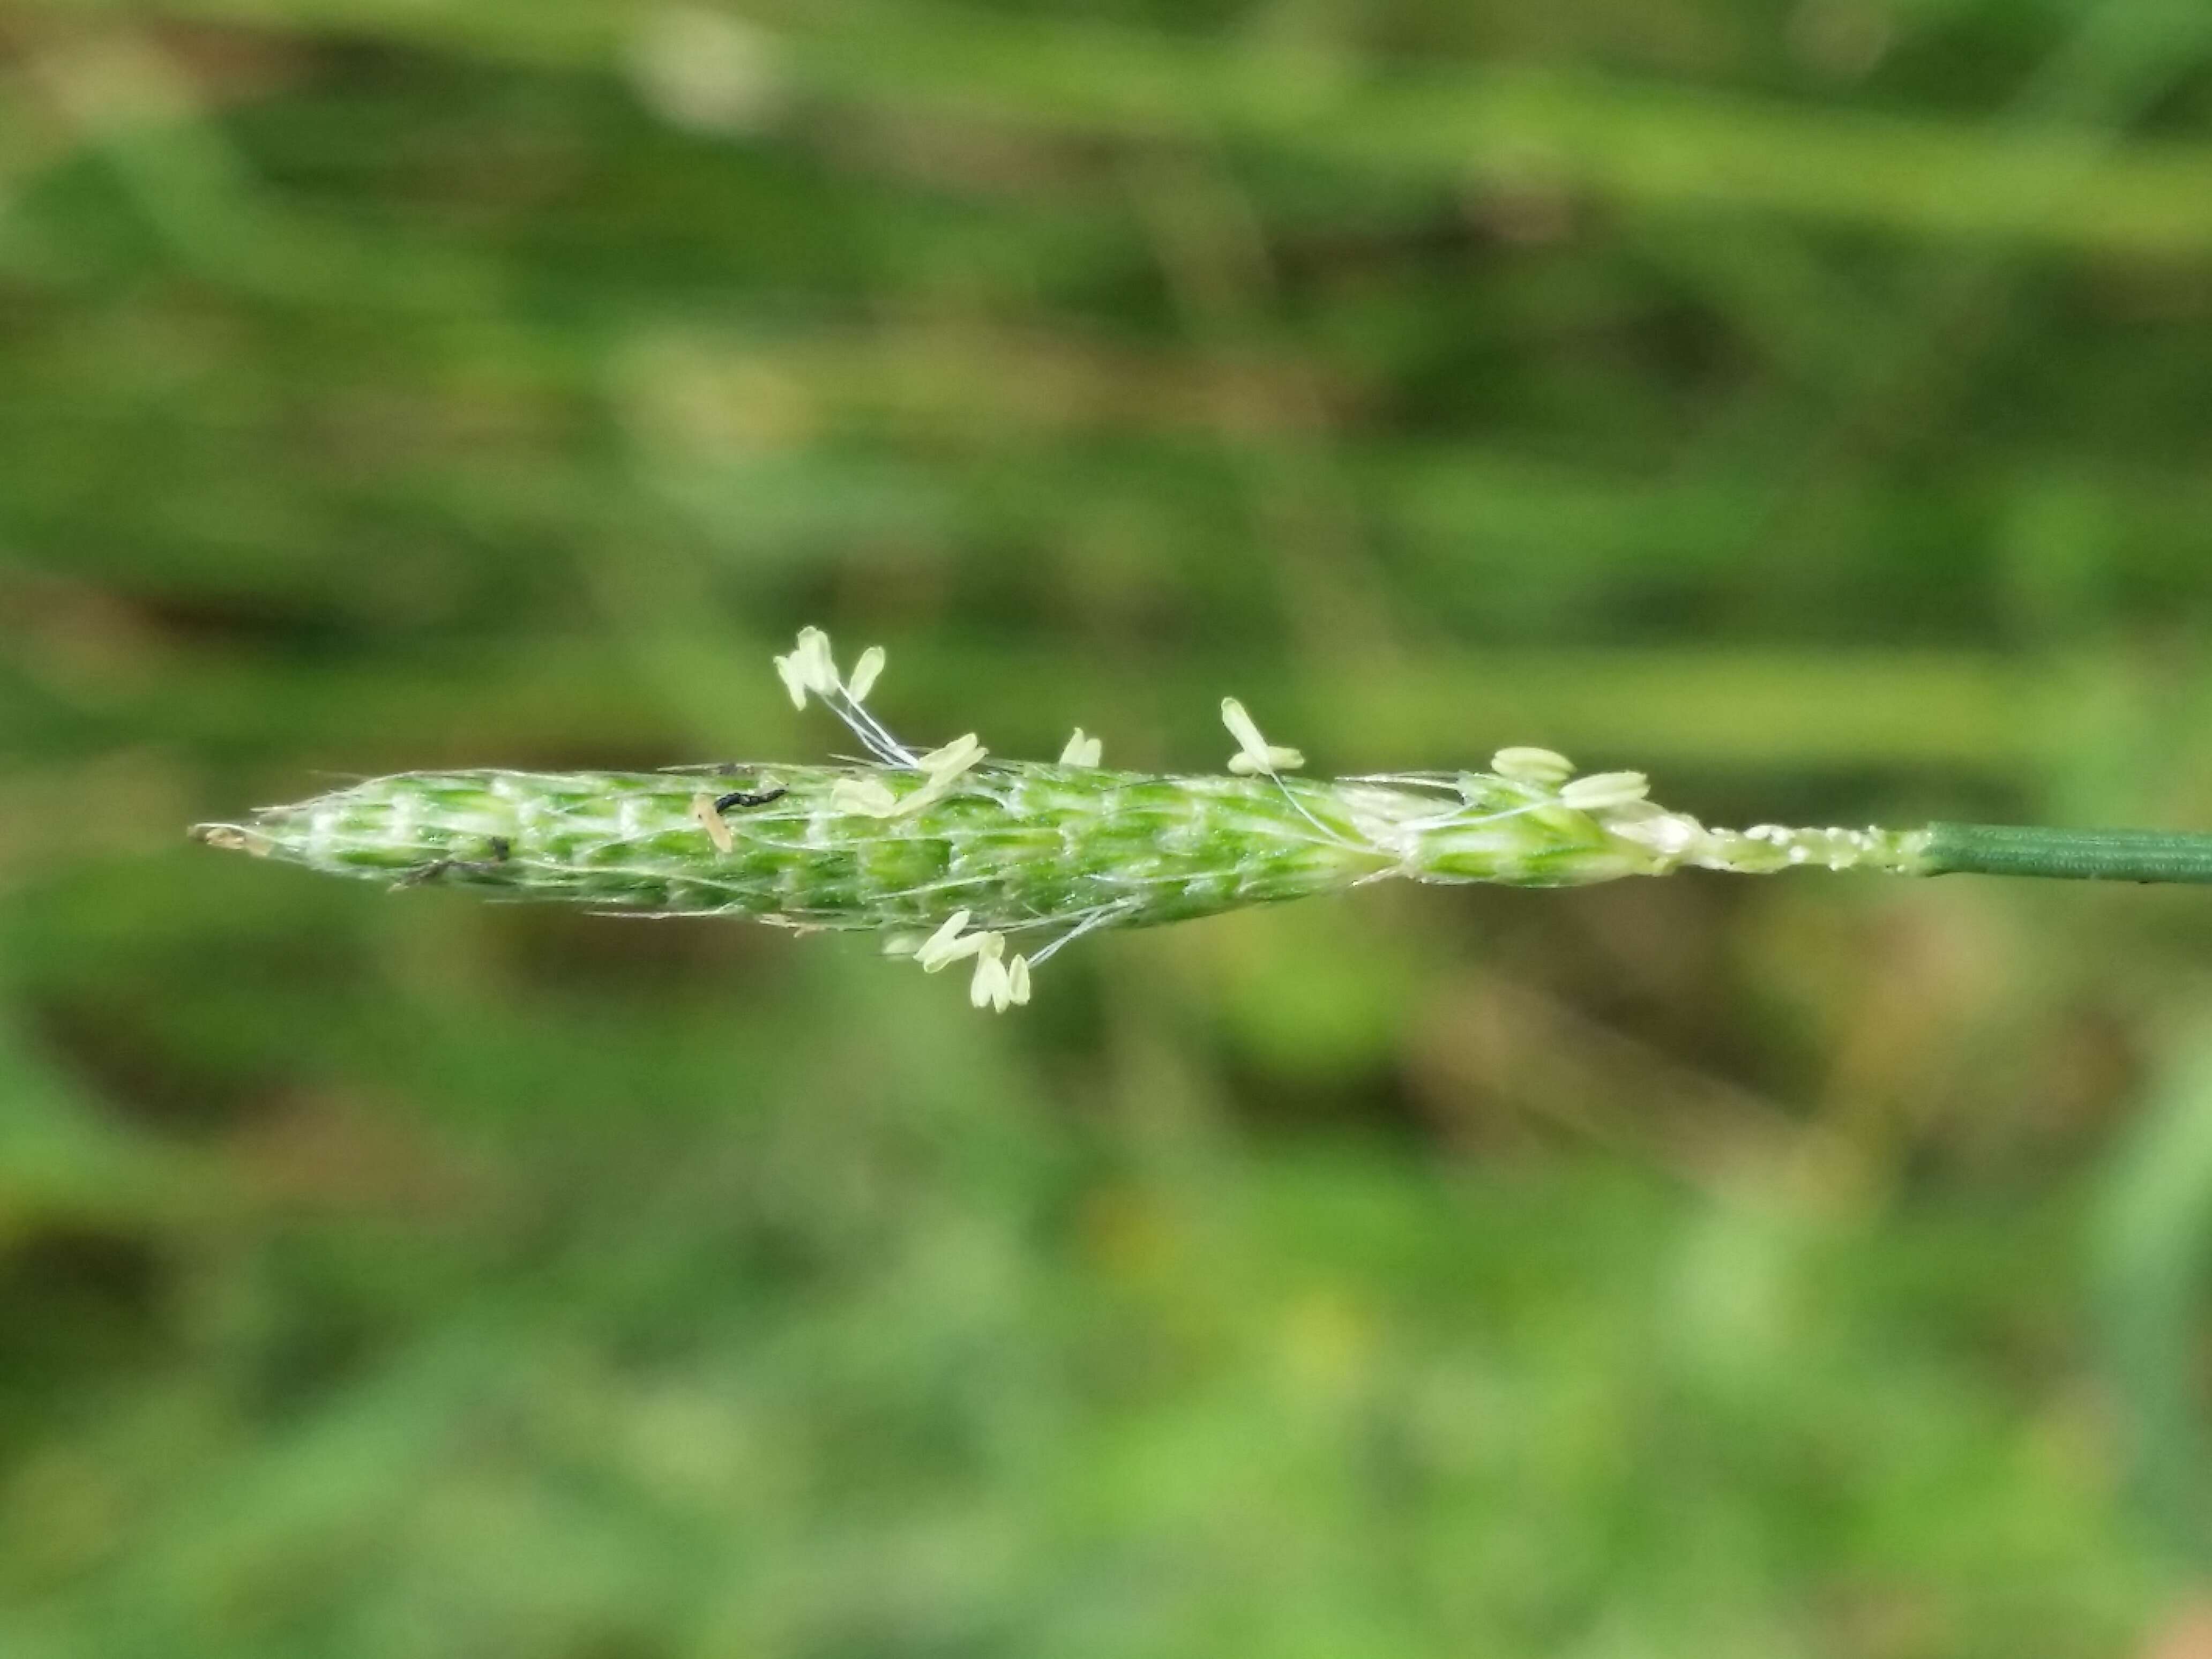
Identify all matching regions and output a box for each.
[1920,823,2212,885]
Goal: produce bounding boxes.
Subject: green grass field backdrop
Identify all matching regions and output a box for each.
[6,2,2212,1654]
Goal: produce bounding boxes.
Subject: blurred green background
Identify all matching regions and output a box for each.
[7,1,2212,1654]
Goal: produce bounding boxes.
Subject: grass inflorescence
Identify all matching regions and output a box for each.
[197,627,2212,1012]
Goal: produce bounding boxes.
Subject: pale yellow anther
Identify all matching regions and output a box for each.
[918,733,984,778]
[773,651,811,710]
[195,825,273,857]
[829,776,899,816]
[966,931,1011,1008]
[1491,746,1575,786]
[915,910,976,972]
[928,931,991,972]
[690,793,735,853]
[970,952,1007,1009]
[846,645,885,702]
[794,627,837,692]
[774,626,840,709]
[963,932,1013,1010]
[1221,698,1304,775]
[892,733,986,817]
[1060,728,1102,767]
[1559,771,1650,811]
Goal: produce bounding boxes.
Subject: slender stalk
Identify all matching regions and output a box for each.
[1919,823,2212,885]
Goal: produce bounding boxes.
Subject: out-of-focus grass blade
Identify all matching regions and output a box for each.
[2094,1029,2212,1571]
[0,982,207,1235]
[104,0,2212,255]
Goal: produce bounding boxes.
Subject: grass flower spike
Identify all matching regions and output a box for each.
[194,627,2212,1012]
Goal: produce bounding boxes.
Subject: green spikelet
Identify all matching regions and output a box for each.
[199,760,1919,929]
[196,626,2212,1012]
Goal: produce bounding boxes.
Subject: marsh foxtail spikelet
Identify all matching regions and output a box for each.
[198,626,2212,1011]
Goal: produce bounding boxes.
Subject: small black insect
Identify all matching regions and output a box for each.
[398,834,513,886]
[714,787,788,813]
